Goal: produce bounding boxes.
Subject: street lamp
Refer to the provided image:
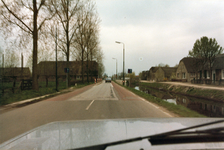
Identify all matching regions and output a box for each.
[2,49,4,90]
[112,58,117,79]
[55,22,59,92]
[115,41,125,85]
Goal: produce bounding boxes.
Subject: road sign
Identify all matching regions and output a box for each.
[128,69,132,73]
[64,68,69,73]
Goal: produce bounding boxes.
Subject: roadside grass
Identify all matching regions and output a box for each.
[0,81,93,106]
[140,82,224,102]
[114,81,205,117]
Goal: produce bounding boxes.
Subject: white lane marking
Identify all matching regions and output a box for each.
[110,84,118,100]
[140,98,159,108]
[110,83,113,88]
[86,100,95,110]
[139,98,173,117]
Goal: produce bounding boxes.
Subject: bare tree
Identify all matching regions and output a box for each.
[48,0,81,87]
[4,49,20,67]
[95,46,104,78]
[74,0,101,83]
[0,0,55,90]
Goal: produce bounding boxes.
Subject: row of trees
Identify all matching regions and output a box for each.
[0,0,104,90]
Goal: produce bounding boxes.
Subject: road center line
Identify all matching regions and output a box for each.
[86,100,95,110]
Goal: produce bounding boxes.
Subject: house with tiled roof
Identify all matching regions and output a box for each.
[211,54,224,81]
[176,54,224,83]
[0,67,31,80]
[148,67,159,81]
[155,67,177,81]
[141,70,149,80]
[176,57,199,82]
[37,61,98,81]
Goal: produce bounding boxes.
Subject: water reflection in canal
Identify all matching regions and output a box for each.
[134,86,224,117]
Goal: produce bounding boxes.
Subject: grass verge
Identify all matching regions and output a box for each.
[114,81,205,117]
[0,81,93,106]
[140,82,224,102]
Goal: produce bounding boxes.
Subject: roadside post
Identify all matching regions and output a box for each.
[128,69,132,87]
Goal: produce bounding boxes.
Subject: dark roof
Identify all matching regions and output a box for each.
[149,67,159,73]
[0,67,31,77]
[216,53,224,58]
[179,57,199,73]
[180,54,224,71]
[37,61,98,76]
[213,54,224,69]
[161,67,177,77]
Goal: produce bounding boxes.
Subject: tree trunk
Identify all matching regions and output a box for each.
[46,76,48,87]
[66,0,70,88]
[90,51,93,82]
[82,48,84,83]
[87,52,89,83]
[32,0,39,90]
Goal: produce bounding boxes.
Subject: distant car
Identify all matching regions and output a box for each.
[105,77,111,83]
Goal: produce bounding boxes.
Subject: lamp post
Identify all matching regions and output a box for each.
[112,58,117,79]
[115,41,125,85]
[2,50,4,90]
[55,23,58,92]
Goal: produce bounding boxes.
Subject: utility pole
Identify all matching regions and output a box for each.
[115,41,125,85]
[55,23,58,92]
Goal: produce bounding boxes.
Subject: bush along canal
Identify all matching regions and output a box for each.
[135,82,224,117]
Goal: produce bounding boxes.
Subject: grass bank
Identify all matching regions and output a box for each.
[114,81,205,117]
[140,82,224,102]
[0,81,93,106]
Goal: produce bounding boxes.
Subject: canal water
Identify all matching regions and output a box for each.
[134,86,224,117]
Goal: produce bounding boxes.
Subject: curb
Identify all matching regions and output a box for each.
[0,82,102,112]
[0,92,59,112]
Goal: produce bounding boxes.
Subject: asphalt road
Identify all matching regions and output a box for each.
[0,81,172,144]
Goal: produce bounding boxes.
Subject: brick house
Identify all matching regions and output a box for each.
[37,61,98,82]
[141,70,149,80]
[176,57,198,82]
[176,54,224,83]
[154,67,177,81]
[210,54,224,81]
[0,67,31,80]
[148,67,158,81]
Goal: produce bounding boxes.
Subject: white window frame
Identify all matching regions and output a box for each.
[207,71,210,79]
[222,70,224,79]
[190,73,195,77]
[182,73,186,79]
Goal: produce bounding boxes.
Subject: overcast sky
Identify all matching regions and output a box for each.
[94,0,224,76]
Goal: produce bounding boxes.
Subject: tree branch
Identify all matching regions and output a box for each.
[37,13,56,31]
[37,0,45,12]
[20,0,33,11]
[1,0,33,33]
[1,13,32,34]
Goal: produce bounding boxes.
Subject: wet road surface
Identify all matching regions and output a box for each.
[0,81,172,144]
